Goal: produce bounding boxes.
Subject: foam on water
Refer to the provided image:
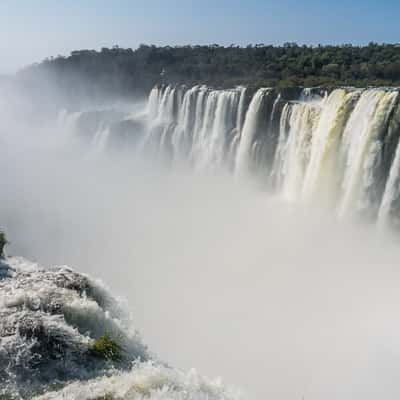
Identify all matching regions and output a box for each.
[34,362,240,400]
[0,256,148,398]
[0,255,240,399]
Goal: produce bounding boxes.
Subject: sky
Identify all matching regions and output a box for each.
[0,0,400,73]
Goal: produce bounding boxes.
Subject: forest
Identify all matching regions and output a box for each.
[17,42,400,105]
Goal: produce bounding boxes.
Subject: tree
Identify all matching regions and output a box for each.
[17,42,400,108]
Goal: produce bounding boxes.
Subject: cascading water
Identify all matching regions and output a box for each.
[378,140,400,228]
[91,123,110,154]
[0,257,239,400]
[301,89,361,205]
[235,87,247,135]
[275,100,321,202]
[235,88,270,176]
[193,89,240,170]
[170,85,200,161]
[377,101,400,228]
[337,90,399,218]
[62,83,400,228]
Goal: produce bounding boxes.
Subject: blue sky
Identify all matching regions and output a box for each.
[0,0,399,73]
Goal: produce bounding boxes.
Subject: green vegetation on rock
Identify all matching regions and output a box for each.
[90,334,123,362]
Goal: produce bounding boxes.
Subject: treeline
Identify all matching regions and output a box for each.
[18,43,400,106]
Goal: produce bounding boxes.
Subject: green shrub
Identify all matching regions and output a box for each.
[90,334,123,362]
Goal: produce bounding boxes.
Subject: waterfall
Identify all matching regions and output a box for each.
[235,86,247,135]
[92,124,110,154]
[271,103,292,188]
[276,101,321,202]
[65,83,400,226]
[190,90,220,169]
[140,85,178,156]
[301,89,361,205]
[158,85,176,122]
[337,90,399,218]
[191,86,209,155]
[147,86,161,120]
[170,85,199,161]
[234,88,269,176]
[378,141,400,227]
[193,89,239,170]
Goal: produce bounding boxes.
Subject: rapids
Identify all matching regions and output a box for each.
[0,256,239,400]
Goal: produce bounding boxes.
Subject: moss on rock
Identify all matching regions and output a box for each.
[90,334,123,362]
